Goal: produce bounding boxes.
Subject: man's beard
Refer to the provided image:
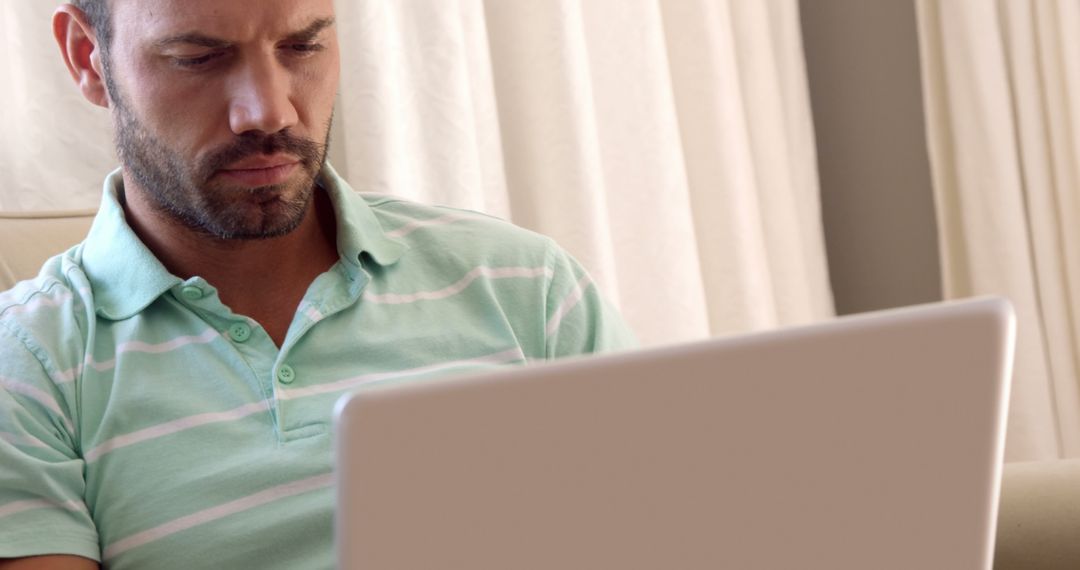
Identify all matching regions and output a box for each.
[107,74,330,240]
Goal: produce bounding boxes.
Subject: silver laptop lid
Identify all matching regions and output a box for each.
[334,297,1014,569]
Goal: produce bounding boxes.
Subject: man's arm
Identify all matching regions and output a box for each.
[0,557,99,570]
[0,324,101,563]
[543,242,638,358]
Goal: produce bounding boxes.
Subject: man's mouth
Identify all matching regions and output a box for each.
[217,155,301,187]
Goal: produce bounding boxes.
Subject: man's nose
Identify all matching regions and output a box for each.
[227,57,299,136]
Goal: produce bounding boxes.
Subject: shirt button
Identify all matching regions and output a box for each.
[228,322,252,343]
[180,286,204,301]
[277,365,297,385]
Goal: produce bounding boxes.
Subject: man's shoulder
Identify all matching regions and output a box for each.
[0,248,92,349]
[361,194,558,261]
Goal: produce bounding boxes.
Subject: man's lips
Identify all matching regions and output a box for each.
[224,153,301,170]
[217,160,300,187]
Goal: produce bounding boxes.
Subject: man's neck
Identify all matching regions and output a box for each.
[120,177,340,346]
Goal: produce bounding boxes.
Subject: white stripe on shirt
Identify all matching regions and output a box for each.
[546,274,593,337]
[0,291,74,318]
[55,328,223,382]
[0,498,87,521]
[277,348,527,401]
[0,431,49,450]
[0,377,74,434]
[103,473,334,560]
[364,266,553,305]
[385,213,471,239]
[85,400,271,463]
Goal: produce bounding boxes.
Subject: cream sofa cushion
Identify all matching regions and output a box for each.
[0,210,96,291]
[995,459,1080,569]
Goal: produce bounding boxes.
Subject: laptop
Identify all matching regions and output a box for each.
[333,297,1015,569]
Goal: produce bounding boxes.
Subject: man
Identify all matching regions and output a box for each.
[0,1,635,567]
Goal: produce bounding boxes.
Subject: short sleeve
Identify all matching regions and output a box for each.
[543,243,638,359]
[0,323,101,561]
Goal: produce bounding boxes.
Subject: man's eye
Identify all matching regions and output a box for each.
[173,53,222,68]
[286,43,325,55]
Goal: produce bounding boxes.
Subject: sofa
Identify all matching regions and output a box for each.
[995,459,1080,569]
[0,207,1076,569]
[0,209,97,290]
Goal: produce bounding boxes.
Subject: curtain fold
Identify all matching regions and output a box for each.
[0,3,115,211]
[3,1,834,347]
[334,0,834,344]
[917,0,1080,461]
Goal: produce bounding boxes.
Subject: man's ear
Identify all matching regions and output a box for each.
[54,4,110,109]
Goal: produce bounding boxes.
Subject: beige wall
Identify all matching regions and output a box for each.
[800,0,942,315]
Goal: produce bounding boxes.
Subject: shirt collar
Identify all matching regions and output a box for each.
[81,162,408,321]
[319,162,409,268]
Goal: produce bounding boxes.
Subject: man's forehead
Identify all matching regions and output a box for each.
[110,0,337,43]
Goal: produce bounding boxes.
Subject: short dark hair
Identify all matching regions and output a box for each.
[71,0,112,51]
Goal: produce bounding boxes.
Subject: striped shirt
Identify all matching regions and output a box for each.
[0,164,636,568]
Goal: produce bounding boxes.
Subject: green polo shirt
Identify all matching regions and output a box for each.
[0,164,636,568]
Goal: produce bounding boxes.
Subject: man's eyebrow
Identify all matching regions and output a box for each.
[153,33,231,50]
[284,17,336,43]
[152,18,336,50]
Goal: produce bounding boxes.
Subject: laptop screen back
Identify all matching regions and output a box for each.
[334,298,1014,569]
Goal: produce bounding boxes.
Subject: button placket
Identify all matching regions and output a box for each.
[273,267,370,439]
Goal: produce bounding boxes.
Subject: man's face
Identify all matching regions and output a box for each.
[103,0,340,240]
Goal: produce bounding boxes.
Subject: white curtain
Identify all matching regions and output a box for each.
[3,1,834,346]
[917,0,1080,461]
[0,3,116,210]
